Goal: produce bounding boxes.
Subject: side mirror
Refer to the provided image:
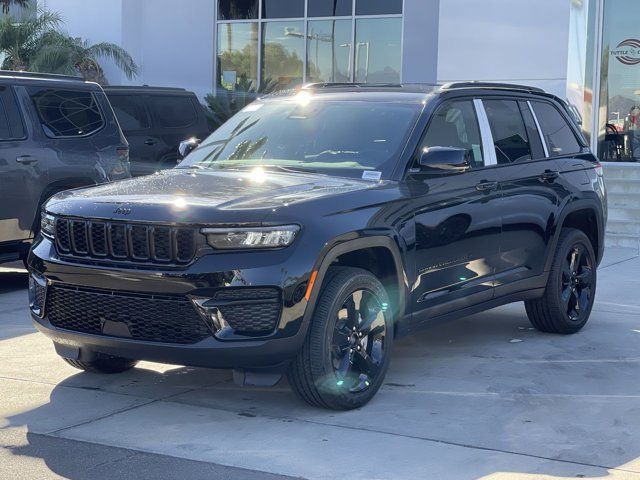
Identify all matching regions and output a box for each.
[178,137,201,159]
[418,146,470,174]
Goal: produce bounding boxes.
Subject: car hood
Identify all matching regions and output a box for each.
[46,168,379,224]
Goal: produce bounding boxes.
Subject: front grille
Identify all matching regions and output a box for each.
[214,288,281,335]
[55,217,197,265]
[46,285,211,344]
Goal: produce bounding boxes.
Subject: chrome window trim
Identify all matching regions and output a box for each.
[527,100,550,158]
[473,99,497,167]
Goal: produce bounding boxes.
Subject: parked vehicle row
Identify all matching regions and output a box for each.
[27,82,607,410]
[0,71,211,266]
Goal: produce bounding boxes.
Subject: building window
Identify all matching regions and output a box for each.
[217,22,259,90]
[597,0,640,162]
[306,19,352,83]
[354,17,402,83]
[214,0,403,92]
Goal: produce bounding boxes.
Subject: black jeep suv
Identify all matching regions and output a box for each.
[28,83,607,410]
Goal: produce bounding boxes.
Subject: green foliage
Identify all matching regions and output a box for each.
[0,5,138,84]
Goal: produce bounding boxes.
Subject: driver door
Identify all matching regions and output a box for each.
[407,98,502,327]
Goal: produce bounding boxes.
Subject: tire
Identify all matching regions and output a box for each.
[62,354,138,374]
[288,267,394,410]
[525,228,597,334]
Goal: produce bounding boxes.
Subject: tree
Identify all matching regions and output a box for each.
[30,30,139,84]
[0,6,61,71]
[1,0,29,15]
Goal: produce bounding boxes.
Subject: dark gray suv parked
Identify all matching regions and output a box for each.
[0,71,130,265]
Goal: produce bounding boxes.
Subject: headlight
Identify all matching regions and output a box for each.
[41,212,55,238]
[202,225,300,250]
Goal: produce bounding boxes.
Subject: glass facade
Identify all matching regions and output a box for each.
[597,0,640,162]
[216,0,403,92]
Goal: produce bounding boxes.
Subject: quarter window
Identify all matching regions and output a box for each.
[420,100,485,169]
[149,96,196,129]
[531,101,582,156]
[483,99,532,164]
[30,89,104,138]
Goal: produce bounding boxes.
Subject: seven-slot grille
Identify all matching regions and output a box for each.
[55,218,197,264]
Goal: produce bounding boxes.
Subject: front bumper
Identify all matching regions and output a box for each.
[28,236,316,370]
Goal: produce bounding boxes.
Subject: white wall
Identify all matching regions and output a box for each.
[437,0,571,97]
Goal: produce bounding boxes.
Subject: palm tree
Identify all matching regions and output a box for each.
[1,0,29,15]
[30,30,139,84]
[0,6,61,71]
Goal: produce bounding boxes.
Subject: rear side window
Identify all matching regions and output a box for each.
[483,99,531,164]
[530,101,582,156]
[109,95,149,130]
[420,99,484,168]
[30,89,104,137]
[0,86,25,140]
[149,95,196,128]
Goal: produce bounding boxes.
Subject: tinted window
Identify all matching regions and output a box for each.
[531,101,582,156]
[262,0,304,18]
[483,99,532,164]
[519,101,544,159]
[109,95,149,131]
[356,0,402,15]
[308,0,352,16]
[149,96,196,129]
[218,0,258,19]
[0,86,24,140]
[30,89,104,137]
[421,100,484,168]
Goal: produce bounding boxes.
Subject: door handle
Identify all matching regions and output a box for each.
[16,155,37,165]
[476,181,498,192]
[540,170,560,183]
[144,139,157,146]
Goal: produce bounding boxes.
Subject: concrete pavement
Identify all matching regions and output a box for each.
[1,248,640,480]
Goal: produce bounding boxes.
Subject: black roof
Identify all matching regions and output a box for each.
[0,70,96,87]
[103,85,191,94]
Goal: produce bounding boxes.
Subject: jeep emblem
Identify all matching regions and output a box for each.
[114,206,132,215]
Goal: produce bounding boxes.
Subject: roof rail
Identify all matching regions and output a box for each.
[102,85,188,92]
[440,81,546,94]
[0,70,84,82]
[302,82,405,90]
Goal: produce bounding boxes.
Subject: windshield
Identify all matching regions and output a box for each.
[179,96,422,179]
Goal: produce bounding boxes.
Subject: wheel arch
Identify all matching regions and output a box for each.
[302,235,409,332]
[545,199,605,272]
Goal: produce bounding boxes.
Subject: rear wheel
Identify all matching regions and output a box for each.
[62,354,138,374]
[525,228,596,334]
[288,267,393,410]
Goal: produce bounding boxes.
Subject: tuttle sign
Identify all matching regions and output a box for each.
[611,39,640,65]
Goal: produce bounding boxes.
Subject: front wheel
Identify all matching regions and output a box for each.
[288,267,394,410]
[525,228,597,334]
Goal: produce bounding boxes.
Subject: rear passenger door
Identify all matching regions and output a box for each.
[0,84,38,243]
[108,94,154,177]
[481,97,563,291]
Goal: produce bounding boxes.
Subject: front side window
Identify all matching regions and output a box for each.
[179,97,422,178]
[483,99,532,164]
[30,89,104,138]
[420,100,485,169]
[149,96,196,129]
[531,101,582,156]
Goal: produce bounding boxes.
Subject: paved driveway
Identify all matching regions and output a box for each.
[1,248,640,480]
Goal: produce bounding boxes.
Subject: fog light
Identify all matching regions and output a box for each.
[29,273,47,317]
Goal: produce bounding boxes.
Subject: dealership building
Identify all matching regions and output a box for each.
[42,0,640,247]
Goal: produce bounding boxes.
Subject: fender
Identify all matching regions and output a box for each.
[543,197,605,273]
[300,234,410,333]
